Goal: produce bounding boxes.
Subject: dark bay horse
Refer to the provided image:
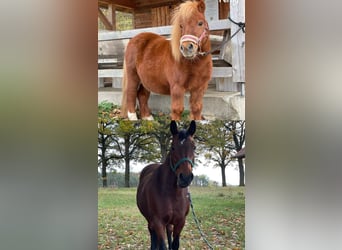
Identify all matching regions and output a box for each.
[137,120,196,250]
[121,0,212,121]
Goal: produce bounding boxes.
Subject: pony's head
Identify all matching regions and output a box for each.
[169,120,196,188]
[171,0,209,61]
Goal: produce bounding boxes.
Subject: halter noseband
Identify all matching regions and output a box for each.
[170,157,194,173]
[179,24,209,56]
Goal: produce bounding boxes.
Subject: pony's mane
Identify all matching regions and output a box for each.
[171,1,202,62]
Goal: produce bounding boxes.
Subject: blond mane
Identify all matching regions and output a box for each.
[171,1,202,62]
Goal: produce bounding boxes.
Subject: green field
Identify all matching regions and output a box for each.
[98,186,245,250]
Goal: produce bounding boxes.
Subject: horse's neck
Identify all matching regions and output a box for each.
[158,154,181,193]
[160,155,176,184]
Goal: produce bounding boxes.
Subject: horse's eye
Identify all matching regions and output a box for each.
[180,24,183,29]
[198,21,203,26]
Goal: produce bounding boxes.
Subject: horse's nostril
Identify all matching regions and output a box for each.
[188,43,193,51]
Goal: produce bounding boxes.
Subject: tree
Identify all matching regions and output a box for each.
[148,113,172,162]
[196,120,235,187]
[192,175,209,186]
[98,101,121,187]
[225,120,246,186]
[111,120,159,187]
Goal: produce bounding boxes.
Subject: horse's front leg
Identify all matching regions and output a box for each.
[166,224,173,250]
[171,220,186,250]
[189,88,206,120]
[148,227,158,250]
[170,86,185,120]
[137,85,153,120]
[151,221,167,250]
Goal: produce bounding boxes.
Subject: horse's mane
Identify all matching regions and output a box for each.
[171,0,205,62]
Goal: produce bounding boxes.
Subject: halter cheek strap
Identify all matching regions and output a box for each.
[170,157,194,173]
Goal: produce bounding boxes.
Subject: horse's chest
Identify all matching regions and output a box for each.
[162,199,189,224]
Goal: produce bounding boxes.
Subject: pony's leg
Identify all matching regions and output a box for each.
[137,85,153,120]
[170,87,185,120]
[189,88,205,120]
[125,69,140,120]
[171,220,185,250]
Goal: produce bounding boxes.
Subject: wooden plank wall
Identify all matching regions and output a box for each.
[152,6,172,27]
[135,6,175,28]
[132,1,229,30]
[219,1,229,19]
[134,0,177,28]
[134,9,152,28]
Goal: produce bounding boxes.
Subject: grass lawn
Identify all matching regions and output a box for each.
[98,186,245,250]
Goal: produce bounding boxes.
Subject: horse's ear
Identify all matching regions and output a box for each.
[188,120,196,136]
[197,0,206,13]
[170,120,178,135]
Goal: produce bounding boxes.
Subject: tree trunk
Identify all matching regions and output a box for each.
[160,141,168,163]
[160,134,170,163]
[124,156,130,187]
[238,158,245,186]
[221,164,227,187]
[124,135,130,187]
[102,161,107,187]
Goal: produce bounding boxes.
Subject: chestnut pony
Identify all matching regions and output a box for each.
[121,0,212,121]
[137,120,196,250]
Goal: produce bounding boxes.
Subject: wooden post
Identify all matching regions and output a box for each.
[107,4,116,31]
[230,0,245,83]
[98,8,113,30]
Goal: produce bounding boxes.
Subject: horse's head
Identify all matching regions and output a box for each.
[170,120,196,188]
[171,0,210,61]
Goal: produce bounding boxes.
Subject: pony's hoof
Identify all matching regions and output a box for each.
[142,115,154,121]
[128,112,138,121]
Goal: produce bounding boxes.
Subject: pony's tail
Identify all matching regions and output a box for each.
[120,60,128,118]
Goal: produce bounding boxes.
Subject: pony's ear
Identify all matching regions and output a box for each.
[197,0,206,13]
[170,120,178,135]
[187,120,196,136]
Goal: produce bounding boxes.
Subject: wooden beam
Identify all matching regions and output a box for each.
[107,4,116,30]
[98,8,113,30]
[99,26,172,41]
[135,1,177,9]
[99,0,135,9]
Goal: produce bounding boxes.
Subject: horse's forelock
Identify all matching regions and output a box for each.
[171,0,203,62]
[177,130,194,145]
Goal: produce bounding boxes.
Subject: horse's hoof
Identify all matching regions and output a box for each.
[142,115,154,121]
[128,112,138,121]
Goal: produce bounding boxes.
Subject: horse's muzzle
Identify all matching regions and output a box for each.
[178,173,194,188]
[180,41,198,59]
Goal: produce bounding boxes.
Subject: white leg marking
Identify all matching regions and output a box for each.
[142,115,154,121]
[127,112,138,121]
